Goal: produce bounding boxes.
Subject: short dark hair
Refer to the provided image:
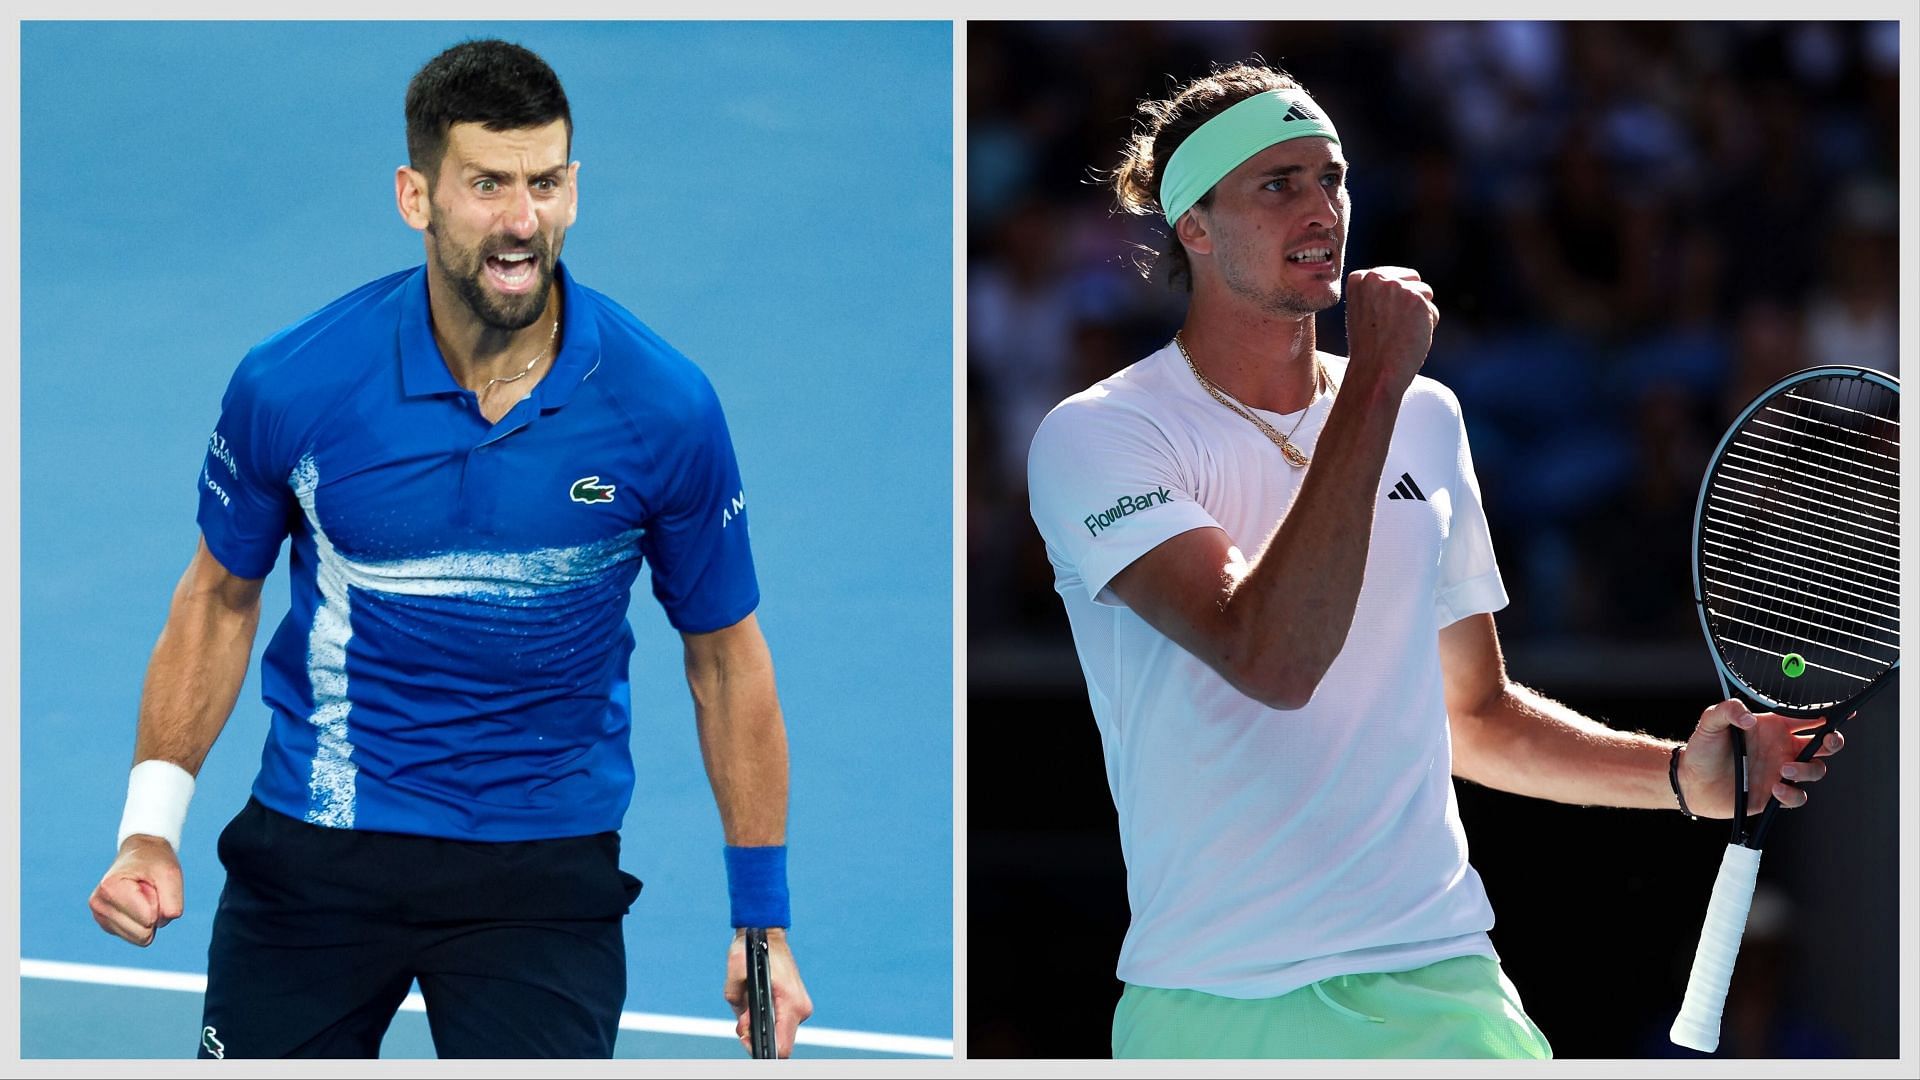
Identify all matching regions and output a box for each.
[1112,61,1303,291]
[405,39,572,184]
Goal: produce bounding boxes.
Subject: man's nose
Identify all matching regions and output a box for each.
[502,185,538,238]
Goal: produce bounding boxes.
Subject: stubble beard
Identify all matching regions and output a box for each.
[1214,230,1346,320]
[1220,252,1342,320]
[427,216,566,332]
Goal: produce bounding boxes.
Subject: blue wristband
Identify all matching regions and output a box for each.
[724,845,790,929]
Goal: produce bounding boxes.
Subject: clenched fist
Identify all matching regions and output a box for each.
[1344,266,1438,396]
[89,835,184,947]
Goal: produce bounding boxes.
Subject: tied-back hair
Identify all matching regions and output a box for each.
[405,39,573,186]
[1112,61,1303,291]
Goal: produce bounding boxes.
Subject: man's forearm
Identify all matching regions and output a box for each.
[686,624,788,845]
[694,690,788,845]
[1451,682,1674,810]
[1222,372,1408,703]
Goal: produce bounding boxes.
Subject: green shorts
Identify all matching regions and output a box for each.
[1112,955,1553,1059]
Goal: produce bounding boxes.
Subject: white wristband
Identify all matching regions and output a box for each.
[116,760,196,854]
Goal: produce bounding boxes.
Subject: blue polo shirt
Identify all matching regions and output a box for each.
[197,262,759,841]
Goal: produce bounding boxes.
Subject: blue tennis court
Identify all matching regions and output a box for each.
[19,20,952,1059]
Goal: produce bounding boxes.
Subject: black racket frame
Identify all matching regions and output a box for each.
[1689,365,1900,849]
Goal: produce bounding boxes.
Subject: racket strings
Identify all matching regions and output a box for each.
[1747,412,1901,469]
[1702,559,1897,626]
[1709,494,1898,561]
[1715,464,1901,540]
[1729,429,1902,495]
[1705,579,1894,647]
[1780,389,1901,440]
[1708,616,1886,676]
[1699,374,1899,711]
[1701,514,1897,586]
[1715,458,1900,534]
[1699,534,1900,607]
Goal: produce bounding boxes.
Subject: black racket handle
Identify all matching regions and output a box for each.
[1729,726,1749,846]
[746,927,777,1059]
[1736,673,1894,848]
[1747,672,1896,848]
[1748,713,1849,849]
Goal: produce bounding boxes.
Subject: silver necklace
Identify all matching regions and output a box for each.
[482,317,559,392]
[1174,331,1326,468]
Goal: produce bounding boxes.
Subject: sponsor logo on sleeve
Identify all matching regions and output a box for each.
[201,1026,226,1059]
[721,488,746,528]
[207,431,238,478]
[1083,486,1173,536]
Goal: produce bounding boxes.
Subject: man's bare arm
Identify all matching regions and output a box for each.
[88,538,264,946]
[1109,269,1436,710]
[684,613,787,846]
[1110,375,1402,710]
[1440,614,1842,817]
[682,613,813,1057]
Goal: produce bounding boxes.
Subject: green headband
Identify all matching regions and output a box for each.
[1159,89,1341,226]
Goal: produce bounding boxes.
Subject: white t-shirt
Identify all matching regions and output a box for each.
[1027,343,1509,999]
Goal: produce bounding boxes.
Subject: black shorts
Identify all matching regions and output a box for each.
[198,797,643,1059]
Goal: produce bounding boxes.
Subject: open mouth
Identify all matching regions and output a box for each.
[1287,247,1335,269]
[484,251,540,292]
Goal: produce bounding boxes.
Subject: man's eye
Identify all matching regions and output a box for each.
[476,178,498,194]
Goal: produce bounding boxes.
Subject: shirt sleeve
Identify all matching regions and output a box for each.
[1434,395,1508,627]
[1027,396,1222,606]
[640,379,760,634]
[195,355,294,580]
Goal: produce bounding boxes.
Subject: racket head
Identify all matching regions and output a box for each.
[745,927,777,1058]
[1691,366,1900,721]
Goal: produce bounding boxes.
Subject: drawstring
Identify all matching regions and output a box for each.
[1311,977,1386,1024]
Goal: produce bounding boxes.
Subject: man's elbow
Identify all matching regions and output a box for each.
[1225,660,1326,712]
[1206,605,1346,711]
[179,548,266,618]
[1252,678,1320,713]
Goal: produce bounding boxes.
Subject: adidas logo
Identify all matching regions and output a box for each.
[1386,472,1426,502]
[1283,101,1321,124]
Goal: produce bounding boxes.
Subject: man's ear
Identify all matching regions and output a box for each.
[396,165,433,232]
[1174,206,1213,258]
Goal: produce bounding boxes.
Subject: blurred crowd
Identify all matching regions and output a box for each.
[968,21,1901,647]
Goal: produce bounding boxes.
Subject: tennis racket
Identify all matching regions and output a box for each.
[1669,365,1900,1053]
[745,927,777,1058]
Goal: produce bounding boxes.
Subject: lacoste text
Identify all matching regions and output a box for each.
[203,465,232,508]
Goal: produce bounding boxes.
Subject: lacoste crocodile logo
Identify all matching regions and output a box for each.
[570,476,616,505]
[201,1026,225,1059]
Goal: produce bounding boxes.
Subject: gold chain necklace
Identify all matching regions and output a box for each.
[482,316,560,392]
[1173,331,1325,468]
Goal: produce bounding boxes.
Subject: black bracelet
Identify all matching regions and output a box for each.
[1669,744,1699,820]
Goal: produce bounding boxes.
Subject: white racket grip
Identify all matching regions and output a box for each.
[1669,843,1764,1052]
